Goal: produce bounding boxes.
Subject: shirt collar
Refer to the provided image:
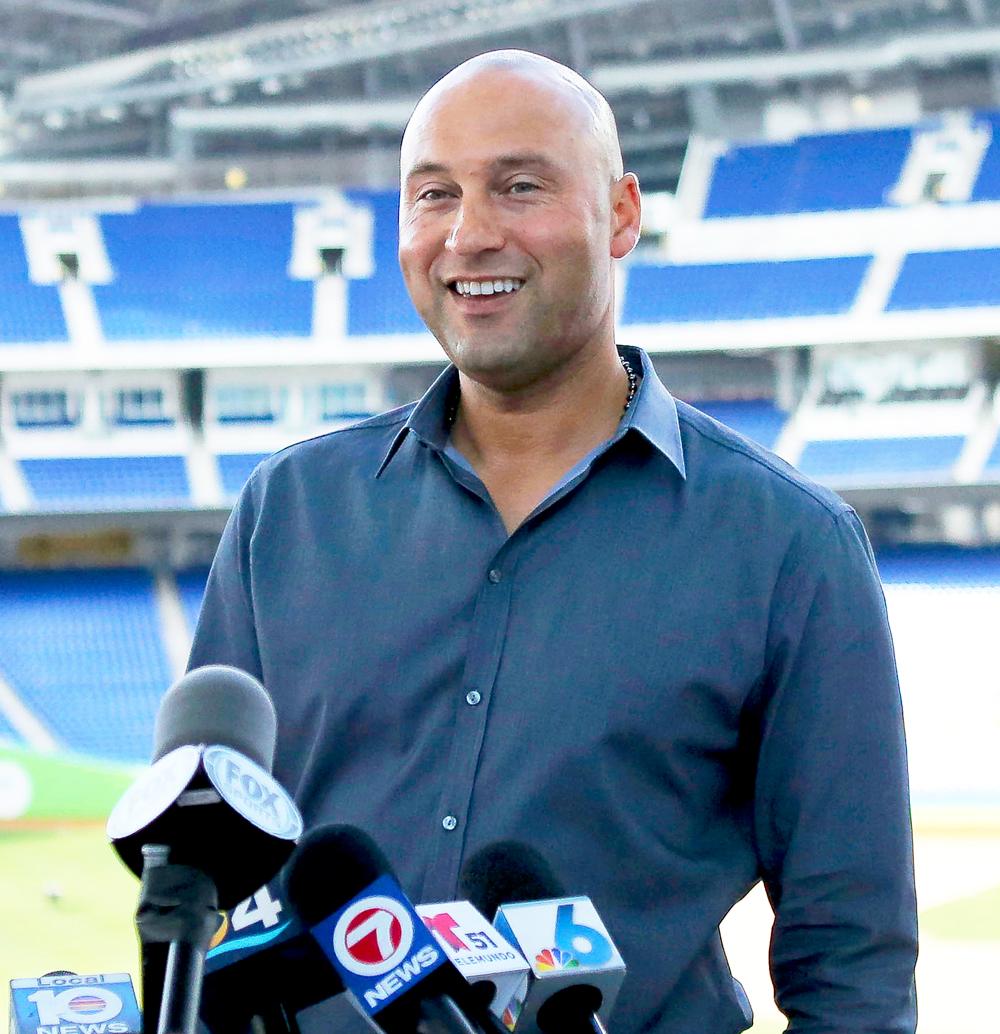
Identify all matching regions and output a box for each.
[376,345,686,479]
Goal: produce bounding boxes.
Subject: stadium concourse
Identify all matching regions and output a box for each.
[0,115,999,1033]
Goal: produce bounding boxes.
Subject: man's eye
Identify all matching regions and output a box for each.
[417,189,451,202]
[509,181,539,194]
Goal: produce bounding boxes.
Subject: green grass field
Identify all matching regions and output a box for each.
[2,822,998,1032]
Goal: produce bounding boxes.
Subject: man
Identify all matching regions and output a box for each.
[190,51,917,1033]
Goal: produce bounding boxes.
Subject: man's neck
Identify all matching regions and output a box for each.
[446,345,632,534]
[449,345,631,470]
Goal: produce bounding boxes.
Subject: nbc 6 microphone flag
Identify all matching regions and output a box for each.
[493,896,626,1027]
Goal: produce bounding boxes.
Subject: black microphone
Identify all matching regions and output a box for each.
[461,842,626,1034]
[106,665,303,1034]
[284,824,504,1034]
[199,877,346,1034]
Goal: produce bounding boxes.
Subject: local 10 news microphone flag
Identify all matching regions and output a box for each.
[105,665,303,1034]
[9,972,141,1034]
[461,842,626,1034]
[283,824,511,1034]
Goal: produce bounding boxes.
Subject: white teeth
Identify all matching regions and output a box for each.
[453,278,523,295]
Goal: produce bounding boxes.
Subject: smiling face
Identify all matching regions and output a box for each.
[398,55,640,393]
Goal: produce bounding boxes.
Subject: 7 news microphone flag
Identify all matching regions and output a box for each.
[283,824,509,1034]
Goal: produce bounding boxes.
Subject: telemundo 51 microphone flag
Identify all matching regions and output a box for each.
[9,973,141,1034]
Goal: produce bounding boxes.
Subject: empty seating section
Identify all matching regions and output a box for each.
[175,567,209,634]
[0,569,170,761]
[798,436,965,482]
[983,430,1000,477]
[877,544,1000,586]
[93,203,313,340]
[887,248,1000,310]
[690,400,787,450]
[0,709,23,745]
[622,256,869,323]
[0,216,68,343]
[347,191,426,336]
[217,453,269,497]
[20,456,191,510]
[971,112,1000,201]
[704,128,912,217]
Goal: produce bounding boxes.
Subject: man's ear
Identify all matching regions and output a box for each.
[610,173,642,259]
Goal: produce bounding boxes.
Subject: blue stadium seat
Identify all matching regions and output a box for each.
[93,202,314,340]
[175,567,210,634]
[887,249,1000,310]
[0,569,171,761]
[689,400,787,450]
[798,436,964,481]
[877,544,1000,586]
[622,256,869,323]
[0,708,24,745]
[704,128,912,217]
[0,216,68,343]
[346,191,425,336]
[971,112,1000,201]
[983,430,1000,477]
[20,456,191,510]
[217,453,269,497]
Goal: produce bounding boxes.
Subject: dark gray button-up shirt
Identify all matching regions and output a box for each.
[189,346,917,1034]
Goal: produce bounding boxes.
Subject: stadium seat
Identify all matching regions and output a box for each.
[622,256,870,323]
[798,436,965,482]
[20,456,191,511]
[92,202,314,340]
[0,569,171,762]
[175,567,210,635]
[0,216,68,343]
[216,453,270,497]
[704,128,912,217]
[887,249,1000,310]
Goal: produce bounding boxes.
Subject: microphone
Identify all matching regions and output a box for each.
[9,971,141,1034]
[199,879,345,1034]
[105,666,303,1034]
[415,901,530,1031]
[107,665,302,909]
[460,842,626,1034]
[283,824,504,1034]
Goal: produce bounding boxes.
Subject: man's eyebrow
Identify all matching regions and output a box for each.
[404,152,560,183]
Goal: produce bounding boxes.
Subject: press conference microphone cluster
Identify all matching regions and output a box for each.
[282,824,509,1034]
[105,665,303,1034]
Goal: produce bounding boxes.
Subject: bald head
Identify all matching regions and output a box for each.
[402,50,624,185]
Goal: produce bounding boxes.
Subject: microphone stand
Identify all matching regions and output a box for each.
[136,844,220,1034]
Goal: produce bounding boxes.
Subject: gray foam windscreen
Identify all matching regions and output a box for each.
[151,664,277,770]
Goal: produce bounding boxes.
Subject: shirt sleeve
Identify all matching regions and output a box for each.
[187,474,263,680]
[754,507,918,1033]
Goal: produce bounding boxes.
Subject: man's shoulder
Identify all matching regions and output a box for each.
[251,403,416,482]
[673,398,851,526]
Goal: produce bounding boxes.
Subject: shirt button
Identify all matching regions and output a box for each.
[466,690,481,706]
[488,568,502,583]
[442,815,458,831]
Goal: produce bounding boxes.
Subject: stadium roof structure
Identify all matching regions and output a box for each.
[2,0,1000,195]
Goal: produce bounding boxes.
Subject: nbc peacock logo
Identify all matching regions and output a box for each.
[534,947,579,971]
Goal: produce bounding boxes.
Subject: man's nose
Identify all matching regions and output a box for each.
[445,197,504,254]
